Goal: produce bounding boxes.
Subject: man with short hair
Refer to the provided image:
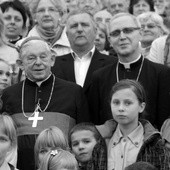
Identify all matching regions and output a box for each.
[107,0,129,16]
[1,37,89,170]
[88,13,170,130]
[52,9,117,97]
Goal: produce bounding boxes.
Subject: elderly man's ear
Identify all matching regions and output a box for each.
[50,49,57,67]
[16,59,24,71]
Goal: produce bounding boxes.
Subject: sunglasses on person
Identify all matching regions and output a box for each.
[109,27,140,37]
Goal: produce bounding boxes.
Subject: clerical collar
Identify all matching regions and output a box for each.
[71,46,95,60]
[119,55,142,69]
[26,73,52,86]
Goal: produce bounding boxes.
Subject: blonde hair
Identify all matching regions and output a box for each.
[39,148,78,170]
[0,113,17,148]
[34,126,69,167]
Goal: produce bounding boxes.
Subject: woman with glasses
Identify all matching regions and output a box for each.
[137,11,168,57]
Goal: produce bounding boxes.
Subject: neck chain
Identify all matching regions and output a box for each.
[116,57,144,82]
[22,75,55,118]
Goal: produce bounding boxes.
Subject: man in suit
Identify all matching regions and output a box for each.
[88,13,170,130]
[52,9,117,96]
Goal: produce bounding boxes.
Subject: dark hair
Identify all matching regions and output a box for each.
[125,161,157,170]
[0,0,27,28]
[129,0,154,14]
[68,122,102,147]
[109,79,146,104]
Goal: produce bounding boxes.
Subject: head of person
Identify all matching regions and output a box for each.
[110,79,146,130]
[137,12,168,47]
[66,9,97,53]
[77,0,102,16]
[65,0,78,13]
[34,126,69,168]
[68,122,102,163]
[31,0,67,30]
[153,0,166,14]
[94,22,110,52]
[125,161,157,170]
[107,0,129,16]
[93,10,112,26]
[0,0,27,40]
[129,0,155,16]
[164,1,170,18]
[0,113,17,165]
[39,148,78,170]
[17,36,55,82]
[108,13,142,61]
[0,59,11,94]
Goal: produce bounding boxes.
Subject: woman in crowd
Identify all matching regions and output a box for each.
[0,0,29,44]
[137,11,168,57]
[129,0,155,16]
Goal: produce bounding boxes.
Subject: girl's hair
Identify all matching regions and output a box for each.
[68,122,102,147]
[34,126,69,167]
[109,79,146,104]
[39,148,78,170]
[0,0,27,29]
[125,161,157,170]
[129,0,154,14]
[0,113,17,148]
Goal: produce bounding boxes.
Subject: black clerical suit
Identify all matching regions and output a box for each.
[88,56,170,130]
[1,74,89,170]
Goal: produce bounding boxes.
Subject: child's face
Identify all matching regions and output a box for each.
[71,130,97,163]
[0,129,12,165]
[38,146,51,166]
[110,88,145,128]
[0,61,11,92]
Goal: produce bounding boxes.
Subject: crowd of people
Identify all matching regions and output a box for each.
[0,0,170,170]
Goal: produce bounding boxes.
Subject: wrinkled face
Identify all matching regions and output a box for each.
[78,0,98,15]
[140,19,163,45]
[108,0,127,16]
[133,0,150,16]
[94,10,112,26]
[36,0,61,29]
[71,130,97,163]
[108,15,141,59]
[20,40,55,82]
[3,7,24,39]
[0,61,11,92]
[94,29,106,51]
[110,88,145,128]
[66,13,96,50]
[0,129,12,166]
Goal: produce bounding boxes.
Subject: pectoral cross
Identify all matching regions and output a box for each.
[28,105,43,127]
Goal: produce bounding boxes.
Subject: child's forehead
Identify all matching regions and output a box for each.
[72,129,95,138]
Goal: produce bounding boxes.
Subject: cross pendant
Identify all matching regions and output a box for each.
[28,110,43,127]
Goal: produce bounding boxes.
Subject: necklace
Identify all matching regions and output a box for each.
[116,57,144,82]
[22,74,55,118]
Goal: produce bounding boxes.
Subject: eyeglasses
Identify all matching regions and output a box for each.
[141,23,158,30]
[109,27,140,37]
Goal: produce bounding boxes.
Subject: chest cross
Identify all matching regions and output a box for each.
[28,110,43,127]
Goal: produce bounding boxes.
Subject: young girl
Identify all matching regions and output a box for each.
[103,79,170,170]
[0,113,18,170]
[69,122,107,170]
[34,126,69,169]
[39,148,78,170]
[0,59,11,95]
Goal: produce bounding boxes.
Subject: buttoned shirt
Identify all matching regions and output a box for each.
[71,46,95,87]
[108,123,144,170]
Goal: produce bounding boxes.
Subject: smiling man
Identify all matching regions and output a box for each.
[1,36,90,170]
[88,13,170,130]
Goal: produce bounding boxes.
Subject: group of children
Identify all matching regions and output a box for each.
[0,57,170,170]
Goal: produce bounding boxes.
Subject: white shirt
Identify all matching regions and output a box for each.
[71,47,95,87]
[108,123,144,170]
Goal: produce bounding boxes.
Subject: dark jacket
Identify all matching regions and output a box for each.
[97,119,170,170]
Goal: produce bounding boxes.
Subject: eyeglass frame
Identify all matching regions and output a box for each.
[109,27,140,38]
